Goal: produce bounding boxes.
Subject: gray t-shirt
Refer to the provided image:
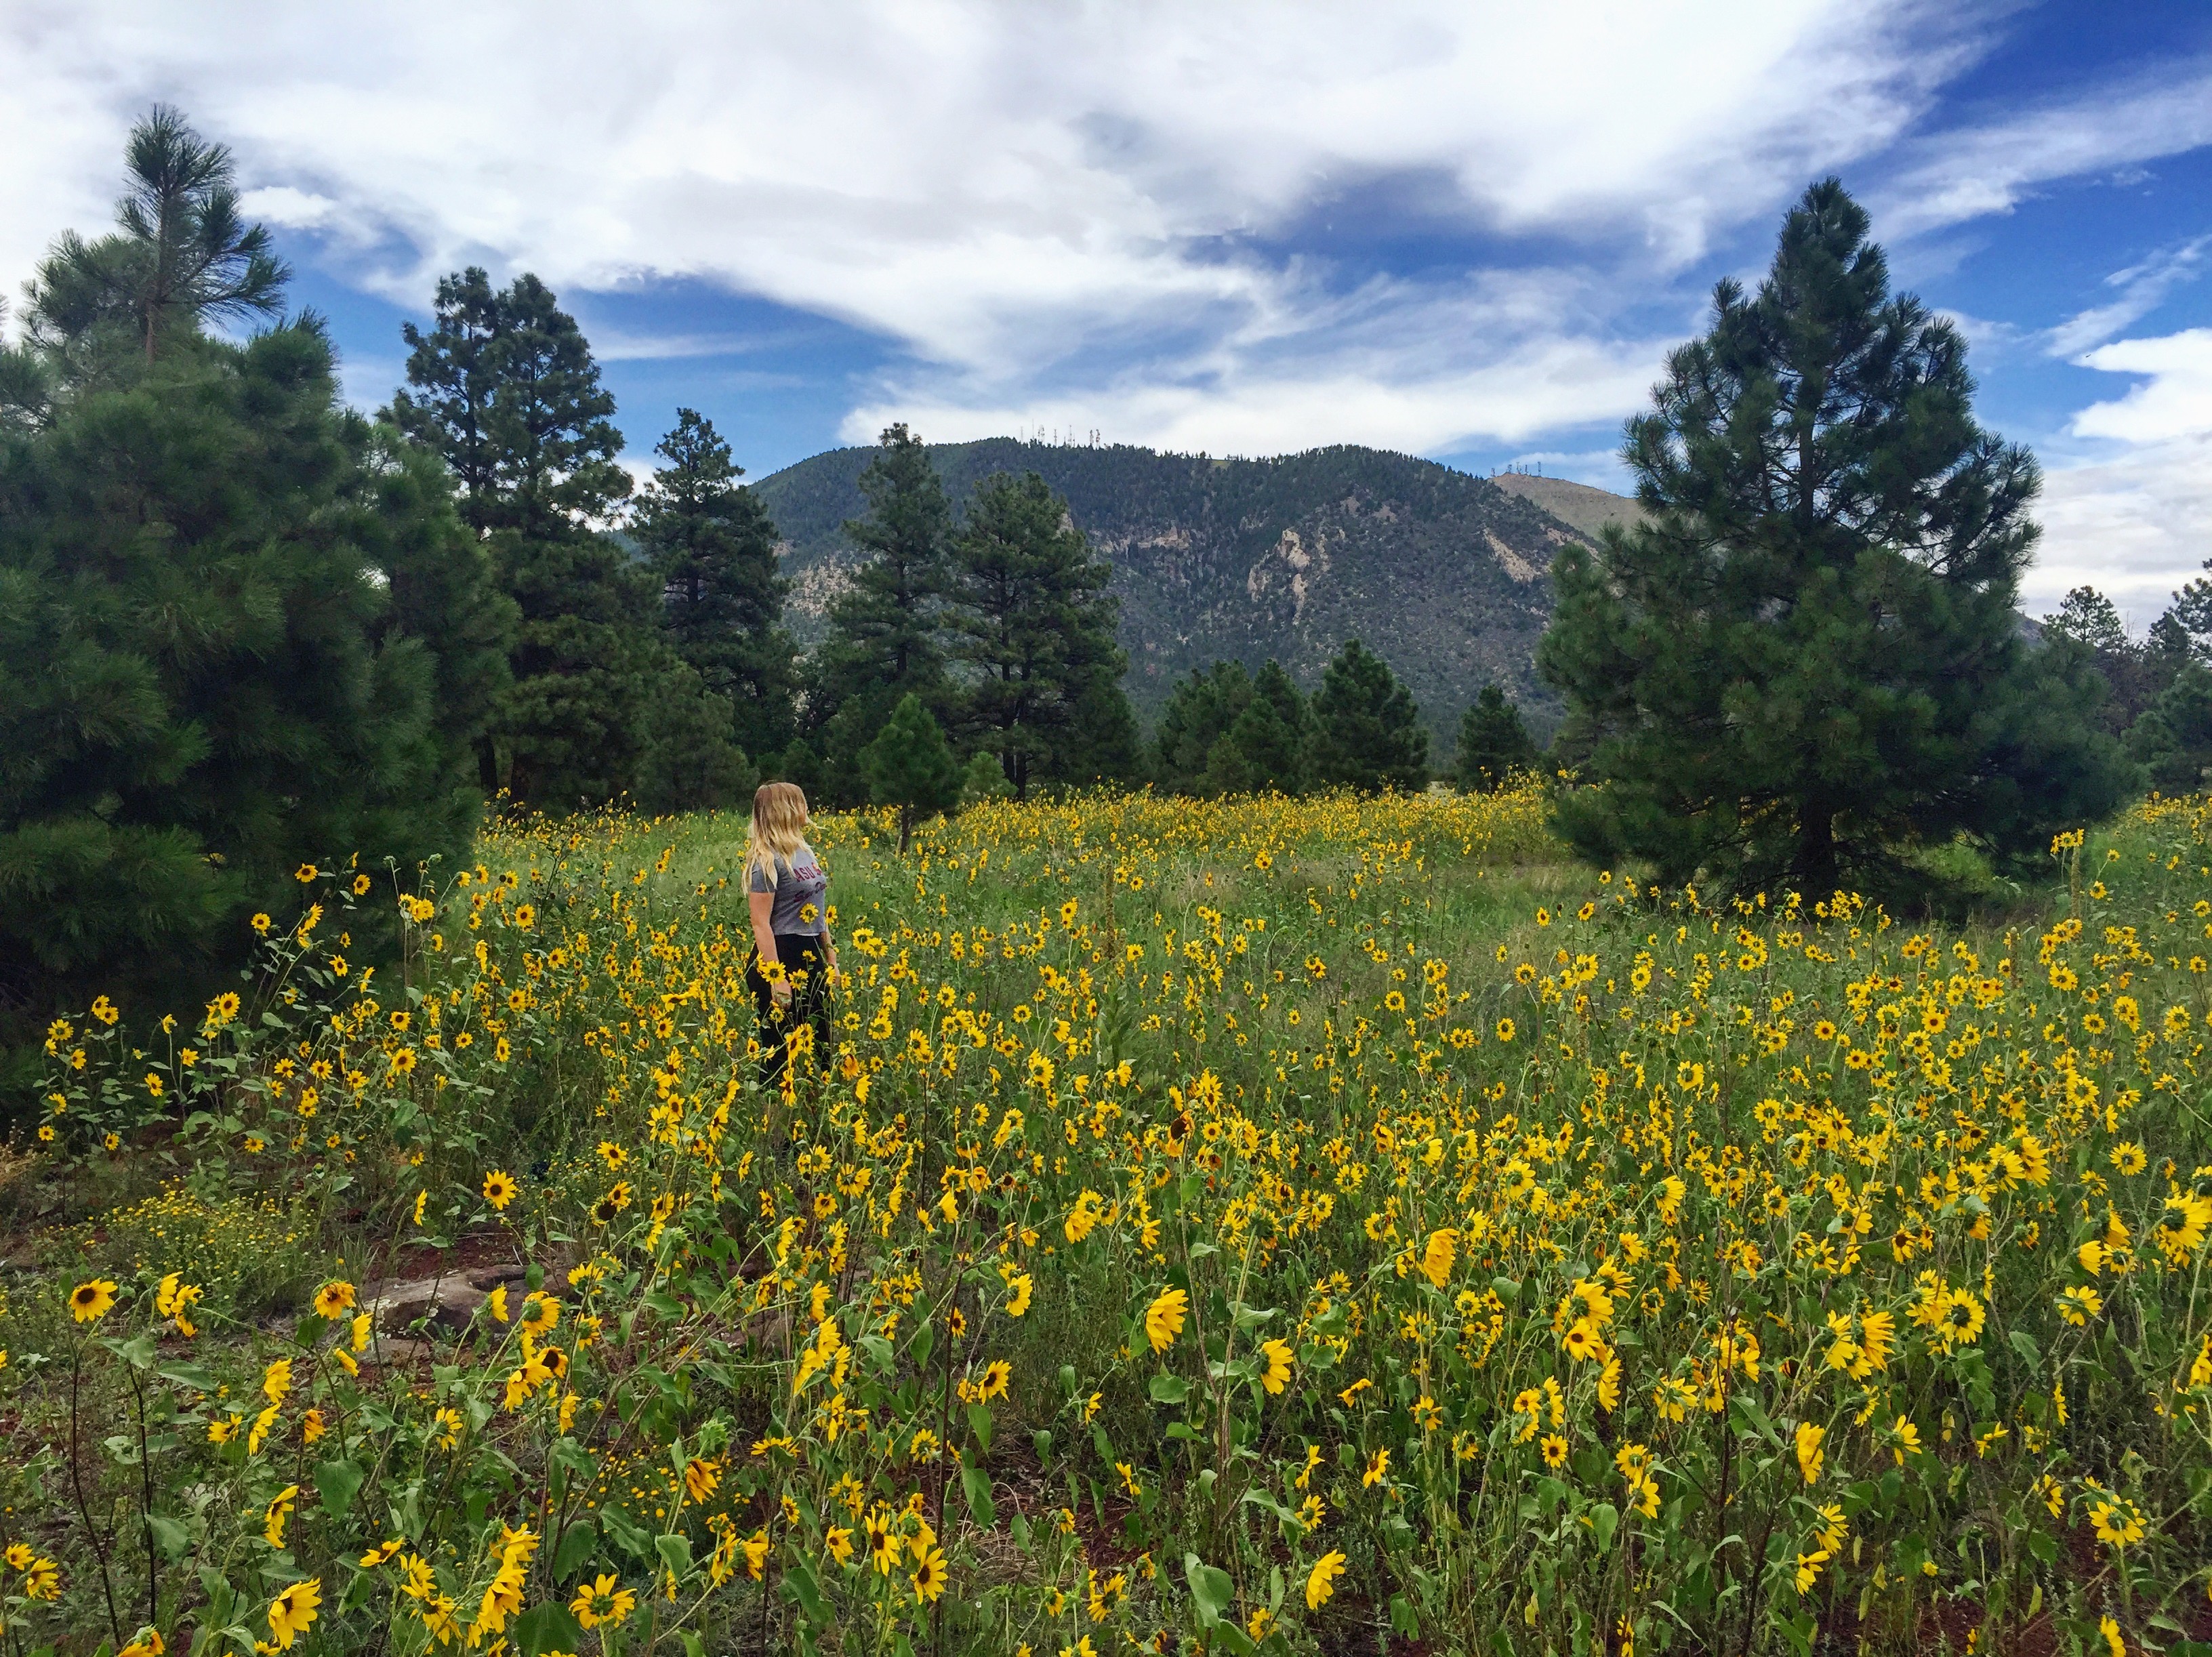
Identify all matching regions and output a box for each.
[748,845,828,936]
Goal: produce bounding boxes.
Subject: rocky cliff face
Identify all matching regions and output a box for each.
[751,438,1616,732]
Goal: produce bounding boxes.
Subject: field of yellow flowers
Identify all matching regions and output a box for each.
[10,785,2212,1657]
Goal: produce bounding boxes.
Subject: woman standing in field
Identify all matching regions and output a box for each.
[745,781,838,1091]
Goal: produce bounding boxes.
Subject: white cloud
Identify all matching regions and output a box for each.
[6,0,2210,556]
[846,331,1665,457]
[2027,438,2212,621]
[3,0,1968,419]
[2022,329,2212,620]
[2070,329,2212,446]
[237,184,339,229]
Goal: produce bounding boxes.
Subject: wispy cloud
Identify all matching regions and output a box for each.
[1874,60,2212,239]
[9,0,2212,589]
[2045,237,2210,358]
[3,0,1971,430]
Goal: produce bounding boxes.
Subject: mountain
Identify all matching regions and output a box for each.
[750,438,1631,734]
[1490,472,1649,541]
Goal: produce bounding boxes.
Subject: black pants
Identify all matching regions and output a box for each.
[747,933,831,1090]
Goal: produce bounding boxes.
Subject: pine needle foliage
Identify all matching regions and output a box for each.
[1539,178,2133,896]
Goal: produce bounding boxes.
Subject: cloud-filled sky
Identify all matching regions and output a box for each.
[5,0,2211,620]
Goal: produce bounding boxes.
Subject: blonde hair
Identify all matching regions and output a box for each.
[745,781,813,885]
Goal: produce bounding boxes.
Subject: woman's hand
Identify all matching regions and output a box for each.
[771,977,793,1006]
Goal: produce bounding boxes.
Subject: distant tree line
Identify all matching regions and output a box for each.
[2033,584,2212,796]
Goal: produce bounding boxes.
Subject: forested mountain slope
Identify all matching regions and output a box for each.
[754,438,1622,727]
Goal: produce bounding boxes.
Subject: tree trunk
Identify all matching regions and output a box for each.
[1799,804,1839,899]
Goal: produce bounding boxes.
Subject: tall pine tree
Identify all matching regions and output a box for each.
[635,408,797,759]
[810,424,954,802]
[1312,640,1429,792]
[2043,586,2179,732]
[1151,659,1317,796]
[22,104,287,368]
[1538,178,2131,895]
[947,470,1126,799]
[392,271,738,809]
[0,109,512,1059]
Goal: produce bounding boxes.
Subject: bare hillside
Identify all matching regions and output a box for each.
[1491,473,1647,541]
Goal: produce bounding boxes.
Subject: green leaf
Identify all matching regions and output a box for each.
[961,1463,997,1530]
[600,1505,654,1560]
[1184,1553,1235,1627]
[678,1635,706,1657]
[1390,1593,1420,1636]
[1729,1392,1782,1448]
[313,1457,365,1521]
[655,1534,695,1580]
[1212,1624,1256,1657]
[103,1332,159,1370]
[552,1520,598,1582]
[1589,1503,1619,1554]
[514,1601,587,1657]
[1148,1374,1191,1405]
[197,1566,235,1627]
[784,1555,831,1624]
[146,1513,190,1562]
[967,1400,994,1452]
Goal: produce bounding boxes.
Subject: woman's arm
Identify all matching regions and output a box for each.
[748,889,790,1002]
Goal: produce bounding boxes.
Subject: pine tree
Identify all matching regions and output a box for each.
[1152,663,1254,794]
[962,750,1014,804]
[1231,660,1315,794]
[1454,683,1538,792]
[1044,668,1145,790]
[812,425,954,804]
[2129,663,2212,793]
[0,128,508,1048]
[635,408,797,758]
[2043,586,2174,732]
[770,738,822,797]
[635,661,760,813]
[24,105,287,366]
[1538,178,2133,895]
[1313,640,1429,792]
[946,470,1124,798]
[392,270,726,808]
[859,694,963,853]
[360,430,519,844]
[388,268,504,529]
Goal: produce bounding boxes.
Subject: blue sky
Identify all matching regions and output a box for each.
[5,0,2211,619]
